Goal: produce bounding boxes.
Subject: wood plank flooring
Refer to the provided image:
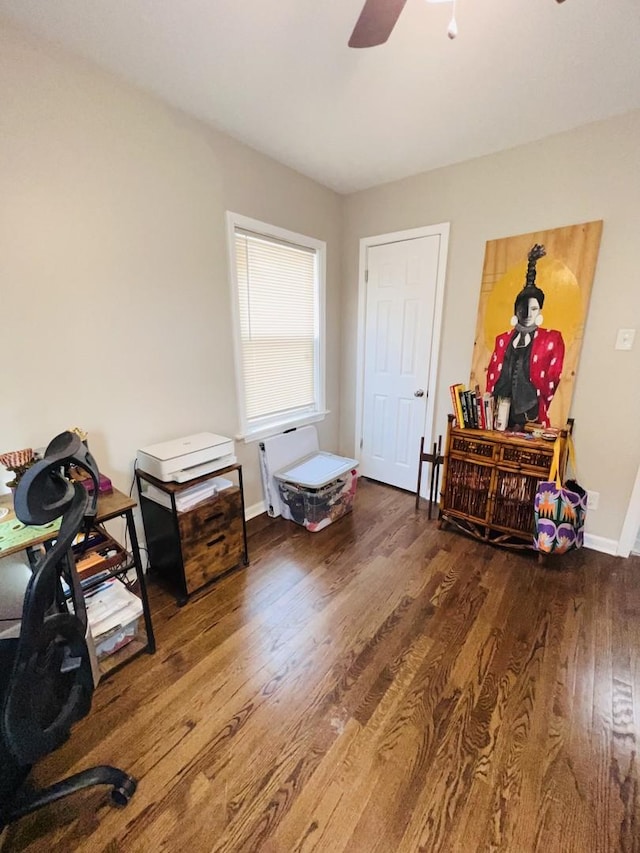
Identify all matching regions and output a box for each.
[3,478,640,852]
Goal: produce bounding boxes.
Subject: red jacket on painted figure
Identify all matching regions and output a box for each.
[486,328,565,427]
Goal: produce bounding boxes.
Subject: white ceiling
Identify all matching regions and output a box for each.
[1,0,639,193]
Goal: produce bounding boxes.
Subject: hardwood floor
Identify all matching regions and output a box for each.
[3,478,640,852]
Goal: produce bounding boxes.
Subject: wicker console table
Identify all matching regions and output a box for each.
[438,415,568,550]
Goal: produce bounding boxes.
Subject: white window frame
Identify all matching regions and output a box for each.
[226,211,327,443]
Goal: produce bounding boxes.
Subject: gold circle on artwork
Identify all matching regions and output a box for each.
[483,257,583,352]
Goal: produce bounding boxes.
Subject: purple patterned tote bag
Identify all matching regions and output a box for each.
[534,436,587,554]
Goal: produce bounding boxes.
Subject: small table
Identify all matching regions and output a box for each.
[0,487,156,678]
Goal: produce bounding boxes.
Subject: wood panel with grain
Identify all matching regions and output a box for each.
[178,489,244,592]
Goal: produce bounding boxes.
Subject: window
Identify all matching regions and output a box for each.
[226,212,326,440]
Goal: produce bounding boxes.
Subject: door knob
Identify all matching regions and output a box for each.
[414,389,425,398]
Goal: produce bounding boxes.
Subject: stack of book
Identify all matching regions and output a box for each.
[449,383,496,430]
[72,529,128,592]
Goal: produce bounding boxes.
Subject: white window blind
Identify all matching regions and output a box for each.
[230,218,325,438]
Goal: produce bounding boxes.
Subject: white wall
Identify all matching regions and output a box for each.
[0,20,343,513]
[341,111,640,543]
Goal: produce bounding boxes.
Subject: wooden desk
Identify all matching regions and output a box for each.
[0,487,156,678]
[0,493,61,558]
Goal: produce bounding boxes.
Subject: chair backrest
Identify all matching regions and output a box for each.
[1,433,99,766]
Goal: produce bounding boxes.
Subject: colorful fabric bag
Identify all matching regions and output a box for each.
[534,436,587,554]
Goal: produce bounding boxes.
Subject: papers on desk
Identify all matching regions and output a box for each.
[142,477,233,513]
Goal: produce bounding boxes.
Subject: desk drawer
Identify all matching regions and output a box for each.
[178,489,244,593]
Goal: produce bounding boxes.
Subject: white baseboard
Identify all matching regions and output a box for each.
[584,533,619,556]
[242,500,628,557]
[245,500,266,521]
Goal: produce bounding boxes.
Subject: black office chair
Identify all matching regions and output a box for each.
[0,432,136,829]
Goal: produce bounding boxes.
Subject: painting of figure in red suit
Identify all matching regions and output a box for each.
[486,244,564,428]
[470,222,602,430]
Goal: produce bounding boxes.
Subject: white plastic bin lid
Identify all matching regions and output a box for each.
[274,452,359,489]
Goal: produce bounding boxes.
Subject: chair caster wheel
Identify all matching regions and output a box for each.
[111,775,137,807]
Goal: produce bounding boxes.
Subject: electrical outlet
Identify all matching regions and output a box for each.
[615,328,636,351]
[587,490,599,511]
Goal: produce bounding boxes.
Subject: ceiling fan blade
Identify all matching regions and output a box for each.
[348,0,408,48]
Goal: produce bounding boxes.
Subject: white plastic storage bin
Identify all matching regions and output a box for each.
[85,579,144,661]
[94,616,141,661]
[274,452,359,532]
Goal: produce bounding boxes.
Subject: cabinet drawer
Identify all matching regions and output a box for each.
[497,443,553,473]
[450,432,496,462]
[177,488,240,541]
[182,521,243,593]
[178,489,244,594]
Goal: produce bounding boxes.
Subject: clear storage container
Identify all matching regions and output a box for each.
[274,452,359,532]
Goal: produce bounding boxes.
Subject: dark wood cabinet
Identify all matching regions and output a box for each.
[135,464,249,605]
[439,415,568,550]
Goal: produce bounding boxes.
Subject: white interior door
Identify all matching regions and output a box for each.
[360,235,440,491]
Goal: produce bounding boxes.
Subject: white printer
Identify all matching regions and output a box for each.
[137,432,236,483]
